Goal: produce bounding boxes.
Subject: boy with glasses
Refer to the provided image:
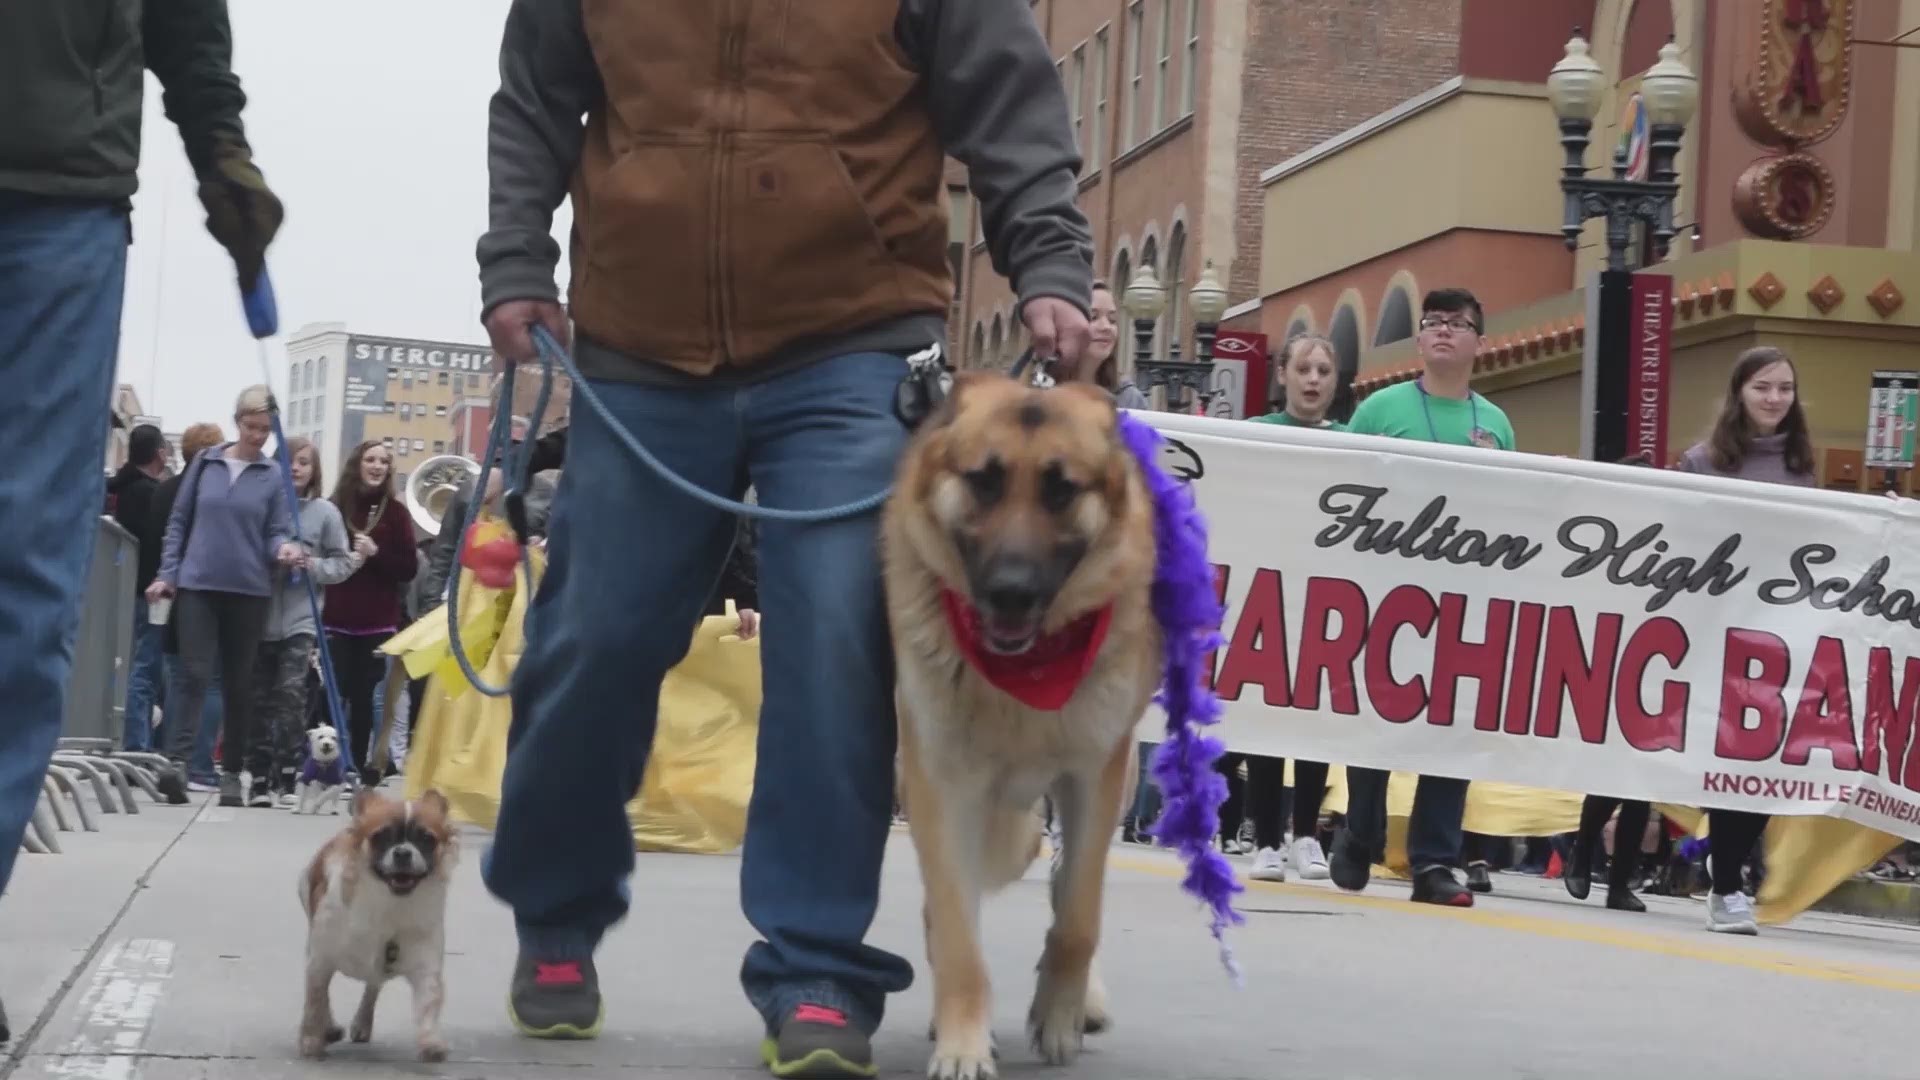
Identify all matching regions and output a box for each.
[1330,287,1515,907]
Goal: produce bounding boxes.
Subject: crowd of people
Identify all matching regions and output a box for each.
[1079,284,1832,937]
[103,399,761,816]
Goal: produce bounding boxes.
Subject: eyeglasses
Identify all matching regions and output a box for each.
[1419,316,1480,334]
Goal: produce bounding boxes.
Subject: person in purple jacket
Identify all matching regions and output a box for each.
[1674,345,1817,934]
[146,385,304,809]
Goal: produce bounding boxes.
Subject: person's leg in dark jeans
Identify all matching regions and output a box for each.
[1406,775,1473,907]
[206,592,269,806]
[1245,756,1286,880]
[1463,830,1496,894]
[1288,760,1331,879]
[1214,753,1248,851]
[1331,765,1389,892]
[166,590,224,804]
[328,632,383,784]
[1705,809,1767,934]
[124,597,165,751]
[1566,795,1649,911]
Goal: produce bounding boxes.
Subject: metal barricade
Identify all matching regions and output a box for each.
[61,516,136,746]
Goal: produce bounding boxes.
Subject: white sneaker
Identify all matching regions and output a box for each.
[1707,891,1759,935]
[1249,846,1287,882]
[1289,835,1331,880]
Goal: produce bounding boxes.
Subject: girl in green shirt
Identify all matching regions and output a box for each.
[1252,333,1348,432]
[1235,332,1342,882]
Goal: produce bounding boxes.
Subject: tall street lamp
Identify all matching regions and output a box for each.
[1130,260,1233,413]
[1547,30,1698,462]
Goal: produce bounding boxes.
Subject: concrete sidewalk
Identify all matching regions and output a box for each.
[8,790,1920,1078]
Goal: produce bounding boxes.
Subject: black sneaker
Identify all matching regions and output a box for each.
[248,777,274,808]
[1328,828,1372,893]
[155,766,189,806]
[1410,866,1474,907]
[760,1004,875,1078]
[1466,861,1494,893]
[217,771,244,808]
[508,954,602,1039]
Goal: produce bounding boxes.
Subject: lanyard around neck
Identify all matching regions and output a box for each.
[1415,378,1480,445]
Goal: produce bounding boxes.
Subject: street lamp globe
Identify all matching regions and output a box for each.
[1123,264,1167,321]
[1546,30,1606,122]
[1639,38,1699,128]
[1188,261,1230,325]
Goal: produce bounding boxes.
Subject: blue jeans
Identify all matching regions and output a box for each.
[0,194,128,897]
[158,654,222,782]
[124,596,166,751]
[483,350,914,1035]
[1342,766,1468,872]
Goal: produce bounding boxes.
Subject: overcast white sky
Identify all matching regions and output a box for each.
[115,0,573,434]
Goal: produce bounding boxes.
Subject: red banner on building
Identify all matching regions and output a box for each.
[1209,330,1270,419]
[1628,273,1672,466]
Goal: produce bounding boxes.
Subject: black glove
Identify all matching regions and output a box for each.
[197,140,284,291]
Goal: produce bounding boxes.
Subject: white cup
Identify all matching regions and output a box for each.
[148,596,172,625]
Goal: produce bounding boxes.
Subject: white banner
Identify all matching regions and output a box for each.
[1138,412,1920,840]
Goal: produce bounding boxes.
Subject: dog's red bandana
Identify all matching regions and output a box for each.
[939,589,1114,711]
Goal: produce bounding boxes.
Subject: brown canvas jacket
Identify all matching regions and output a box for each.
[476,0,1093,382]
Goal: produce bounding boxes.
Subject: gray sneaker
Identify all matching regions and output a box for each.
[217,772,244,808]
[1707,891,1759,934]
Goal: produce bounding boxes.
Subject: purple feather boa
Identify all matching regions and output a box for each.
[1115,411,1245,983]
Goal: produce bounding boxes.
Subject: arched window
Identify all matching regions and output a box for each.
[989,314,1005,370]
[1285,317,1310,342]
[1329,305,1361,380]
[1373,287,1414,346]
[971,322,987,368]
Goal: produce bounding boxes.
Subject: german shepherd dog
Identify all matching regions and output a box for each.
[883,372,1159,1079]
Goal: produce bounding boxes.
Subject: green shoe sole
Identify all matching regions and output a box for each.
[508,995,604,1040]
[759,1037,879,1079]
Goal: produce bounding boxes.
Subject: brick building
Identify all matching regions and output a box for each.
[951,0,1460,388]
[1232,0,1920,489]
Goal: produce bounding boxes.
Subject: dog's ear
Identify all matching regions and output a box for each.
[350,788,383,821]
[416,789,450,819]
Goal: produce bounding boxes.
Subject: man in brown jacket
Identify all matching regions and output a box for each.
[474,2,1094,1075]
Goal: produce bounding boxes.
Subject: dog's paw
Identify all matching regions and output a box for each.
[1027,987,1087,1066]
[299,1034,329,1059]
[418,1036,449,1062]
[927,1036,997,1080]
[349,1018,373,1043]
[326,1024,345,1044]
[1081,974,1112,1035]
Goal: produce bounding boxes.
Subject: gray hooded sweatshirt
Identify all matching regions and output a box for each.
[263,497,358,642]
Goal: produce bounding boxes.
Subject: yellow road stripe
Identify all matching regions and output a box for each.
[1106,851,1920,993]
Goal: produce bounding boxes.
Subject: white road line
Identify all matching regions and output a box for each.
[43,939,175,1080]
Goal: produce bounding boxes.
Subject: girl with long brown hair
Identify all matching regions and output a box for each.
[1675,345,1816,933]
[323,439,419,787]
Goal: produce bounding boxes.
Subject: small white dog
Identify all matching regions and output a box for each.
[294,725,349,815]
[299,789,457,1061]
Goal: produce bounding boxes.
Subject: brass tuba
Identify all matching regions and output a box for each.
[404,454,482,537]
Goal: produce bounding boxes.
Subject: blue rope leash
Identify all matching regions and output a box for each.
[437,323,903,698]
[241,271,354,764]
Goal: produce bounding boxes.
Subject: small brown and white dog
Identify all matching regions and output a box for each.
[298,788,457,1062]
[883,373,1158,1079]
